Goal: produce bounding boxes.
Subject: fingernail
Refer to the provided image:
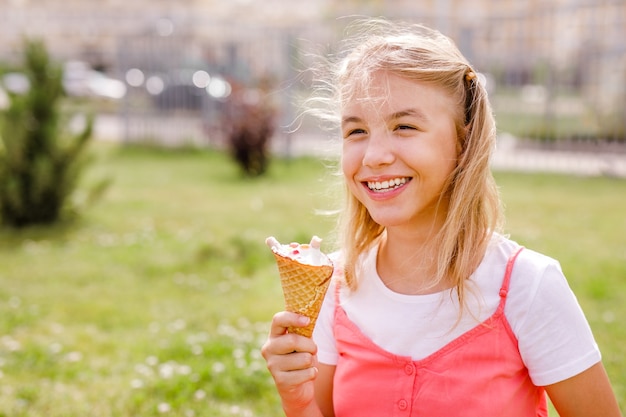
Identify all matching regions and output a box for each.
[299,316,310,326]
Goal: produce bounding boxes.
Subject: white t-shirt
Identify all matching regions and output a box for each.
[313,234,601,387]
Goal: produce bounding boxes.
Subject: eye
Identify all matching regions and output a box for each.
[344,128,367,138]
[395,124,417,131]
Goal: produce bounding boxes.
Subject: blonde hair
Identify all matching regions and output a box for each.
[313,19,503,304]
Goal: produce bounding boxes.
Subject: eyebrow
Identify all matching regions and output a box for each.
[341,108,429,127]
[388,109,429,122]
[341,116,363,126]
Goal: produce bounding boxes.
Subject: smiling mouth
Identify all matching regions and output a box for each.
[366,177,411,192]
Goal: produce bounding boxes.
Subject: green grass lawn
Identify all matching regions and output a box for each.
[0,144,624,416]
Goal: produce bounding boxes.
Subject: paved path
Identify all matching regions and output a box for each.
[270,132,626,179]
[94,114,626,179]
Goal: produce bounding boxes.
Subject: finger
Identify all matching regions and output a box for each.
[262,331,317,359]
[266,351,316,375]
[273,365,318,389]
[269,311,310,338]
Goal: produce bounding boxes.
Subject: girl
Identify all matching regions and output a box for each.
[261,19,621,417]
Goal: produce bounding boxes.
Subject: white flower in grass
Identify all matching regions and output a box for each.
[186,332,209,345]
[232,348,245,359]
[193,389,206,400]
[65,351,83,362]
[235,358,246,369]
[178,364,192,375]
[1,336,21,352]
[134,363,154,377]
[50,323,64,334]
[602,311,615,323]
[49,343,63,354]
[229,405,253,416]
[159,362,176,379]
[249,348,262,360]
[217,323,238,338]
[130,378,144,389]
[146,355,159,366]
[157,402,171,413]
[212,362,226,374]
[168,319,186,333]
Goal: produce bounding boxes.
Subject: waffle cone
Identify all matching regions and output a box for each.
[272,252,334,337]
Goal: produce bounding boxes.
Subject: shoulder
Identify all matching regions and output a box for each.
[485,233,563,288]
[474,234,562,297]
[481,234,572,330]
[489,236,601,385]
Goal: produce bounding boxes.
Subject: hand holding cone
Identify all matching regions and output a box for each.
[266,236,334,337]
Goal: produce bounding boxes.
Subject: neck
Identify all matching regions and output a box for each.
[376,225,450,295]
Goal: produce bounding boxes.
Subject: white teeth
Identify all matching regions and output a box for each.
[367,177,408,192]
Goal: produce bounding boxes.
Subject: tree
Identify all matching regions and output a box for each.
[0,38,106,228]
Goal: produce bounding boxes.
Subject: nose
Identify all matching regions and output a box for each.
[362,130,396,167]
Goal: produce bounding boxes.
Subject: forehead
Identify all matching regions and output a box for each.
[340,71,457,120]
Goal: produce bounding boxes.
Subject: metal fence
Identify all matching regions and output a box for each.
[115,21,331,150]
[112,8,626,176]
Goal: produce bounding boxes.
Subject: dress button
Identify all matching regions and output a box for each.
[398,399,408,411]
[404,363,415,375]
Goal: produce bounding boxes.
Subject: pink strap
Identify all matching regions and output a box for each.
[499,246,524,299]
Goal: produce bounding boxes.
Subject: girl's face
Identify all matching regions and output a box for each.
[341,71,459,232]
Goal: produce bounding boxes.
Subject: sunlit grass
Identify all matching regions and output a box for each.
[0,144,624,416]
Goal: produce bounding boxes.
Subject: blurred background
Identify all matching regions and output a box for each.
[1,0,625,163]
[1,2,625,415]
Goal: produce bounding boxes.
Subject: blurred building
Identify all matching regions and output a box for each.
[2,0,623,75]
[0,0,332,71]
[1,0,624,142]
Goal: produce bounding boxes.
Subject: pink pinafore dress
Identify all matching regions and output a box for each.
[332,248,548,416]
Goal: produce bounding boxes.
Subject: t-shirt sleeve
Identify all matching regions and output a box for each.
[513,257,601,386]
[313,279,339,365]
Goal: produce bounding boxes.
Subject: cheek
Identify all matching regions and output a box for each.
[340,150,364,192]
[340,145,360,177]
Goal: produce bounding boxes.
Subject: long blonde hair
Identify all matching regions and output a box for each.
[312,19,503,303]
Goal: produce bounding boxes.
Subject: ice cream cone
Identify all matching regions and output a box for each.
[272,251,334,337]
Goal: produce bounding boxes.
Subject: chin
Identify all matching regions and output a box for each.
[367,212,412,228]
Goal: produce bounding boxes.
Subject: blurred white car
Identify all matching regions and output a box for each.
[63,61,126,100]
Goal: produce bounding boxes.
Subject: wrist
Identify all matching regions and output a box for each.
[282,400,324,417]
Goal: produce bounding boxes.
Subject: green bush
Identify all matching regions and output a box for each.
[0,39,106,228]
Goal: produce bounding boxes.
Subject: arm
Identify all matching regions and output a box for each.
[545,362,622,417]
[315,363,336,417]
[261,311,333,417]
